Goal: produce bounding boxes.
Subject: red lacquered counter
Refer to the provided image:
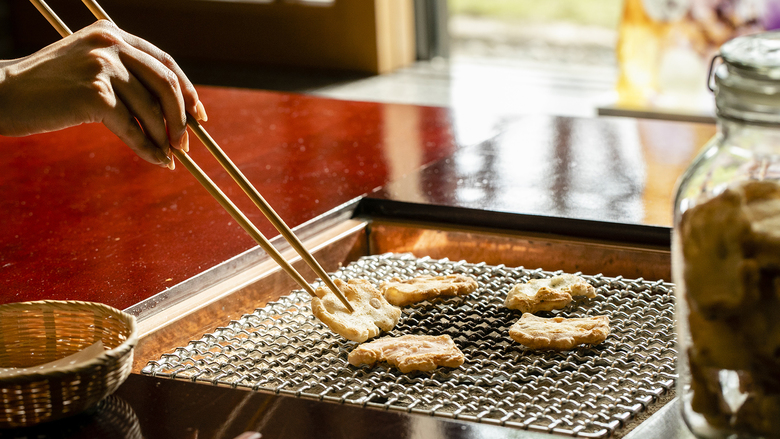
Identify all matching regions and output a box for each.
[0,86,455,309]
[0,85,715,311]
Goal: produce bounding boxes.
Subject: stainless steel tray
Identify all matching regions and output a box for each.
[142,253,676,438]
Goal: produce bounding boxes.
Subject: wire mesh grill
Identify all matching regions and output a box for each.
[142,254,677,438]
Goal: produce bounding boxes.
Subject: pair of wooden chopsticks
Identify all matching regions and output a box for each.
[29,0,355,312]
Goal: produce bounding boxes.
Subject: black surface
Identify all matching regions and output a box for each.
[0,374,523,439]
[355,197,672,247]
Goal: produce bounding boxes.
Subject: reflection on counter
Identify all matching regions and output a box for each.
[379,115,714,228]
[0,395,142,439]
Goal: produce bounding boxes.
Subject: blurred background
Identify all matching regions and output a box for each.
[3,0,779,125]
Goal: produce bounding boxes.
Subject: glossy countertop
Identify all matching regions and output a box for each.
[0,86,715,310]
[378,116,714,228]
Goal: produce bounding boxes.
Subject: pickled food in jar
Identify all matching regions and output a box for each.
[680,180,780,435]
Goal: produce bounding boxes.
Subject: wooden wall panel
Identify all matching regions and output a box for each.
[11,0,415,74]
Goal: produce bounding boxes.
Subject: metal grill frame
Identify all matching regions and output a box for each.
[143,254,677,438]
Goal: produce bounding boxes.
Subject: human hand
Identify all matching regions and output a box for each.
[0,20,207,168]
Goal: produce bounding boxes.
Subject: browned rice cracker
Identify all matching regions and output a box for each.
[348,334,465,373]
[505,274,596,314]
[381,274,478,307]
[509,313,610,350]
[311,278,401,342]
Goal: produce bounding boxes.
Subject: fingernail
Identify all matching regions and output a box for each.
[180,130,189,153]
[156,149,170,166]
[167,156,175,170]
[196,101,208,122]
[233,433,261,439]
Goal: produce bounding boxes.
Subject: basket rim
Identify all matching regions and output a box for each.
[0,299,138,384]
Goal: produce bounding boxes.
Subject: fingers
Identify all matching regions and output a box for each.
[114,26,204,121]
[112,71,171,154]
[118,46,189,152]
[75,21,204,166]
[101,97,173,169]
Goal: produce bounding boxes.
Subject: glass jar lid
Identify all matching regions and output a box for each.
[720,31,780,79]
[713,32,780,124]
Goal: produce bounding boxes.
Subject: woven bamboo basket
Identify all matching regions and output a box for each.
[0,300,137,428]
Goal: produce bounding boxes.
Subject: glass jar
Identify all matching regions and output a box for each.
[673,32,780,438]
